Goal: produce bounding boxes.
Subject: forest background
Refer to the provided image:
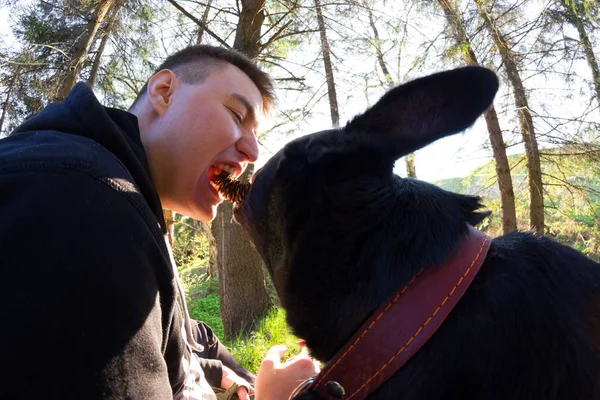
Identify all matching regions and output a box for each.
[1,0,598,371]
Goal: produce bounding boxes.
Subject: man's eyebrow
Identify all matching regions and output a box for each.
[230,93,257,122]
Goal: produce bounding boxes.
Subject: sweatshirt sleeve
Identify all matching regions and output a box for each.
[197,358,224,388]
[0,165,176,399]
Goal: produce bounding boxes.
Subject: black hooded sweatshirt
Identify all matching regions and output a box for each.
[0,83,220,399]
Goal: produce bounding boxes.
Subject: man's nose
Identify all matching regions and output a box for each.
[236,132,259,163]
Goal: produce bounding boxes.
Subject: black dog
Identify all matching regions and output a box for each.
[234,67,600,399]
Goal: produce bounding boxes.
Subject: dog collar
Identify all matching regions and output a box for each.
[291,225,491,400]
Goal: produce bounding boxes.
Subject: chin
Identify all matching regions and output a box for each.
[182,190,223,222]
[206,206,219,222]
[192,208,216,222]
[171,202,215,223]
[202,202,222,222]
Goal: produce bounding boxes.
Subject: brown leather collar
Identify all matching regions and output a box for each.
[291,226,491,400]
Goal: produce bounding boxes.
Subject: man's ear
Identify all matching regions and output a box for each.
[146,69,178,116]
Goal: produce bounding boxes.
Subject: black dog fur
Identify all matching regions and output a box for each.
[234,66,600,399]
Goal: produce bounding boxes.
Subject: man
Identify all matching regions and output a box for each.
[0,45,318,399]
[191,319,256,391]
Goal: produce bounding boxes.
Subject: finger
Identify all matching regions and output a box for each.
[313,358,322,373]
[287,347,321,374]
[235,379,254,394]
[298,346,322,373]
[236,386,250,400]
[299,345,311,356]
[263,345,288,363]
[244,383,255,394]
[288,344,311,362]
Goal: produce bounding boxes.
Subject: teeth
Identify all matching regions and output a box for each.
[215,163,235,175]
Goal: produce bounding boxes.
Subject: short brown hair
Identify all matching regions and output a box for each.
[130,45,276,116]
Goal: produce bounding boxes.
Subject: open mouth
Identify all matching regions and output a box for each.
[208,163,237,180]
[209,165,250,205]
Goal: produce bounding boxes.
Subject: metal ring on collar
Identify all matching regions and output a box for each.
[289,376,316,399]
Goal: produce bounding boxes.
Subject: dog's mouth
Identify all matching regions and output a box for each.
[209,170,250,205]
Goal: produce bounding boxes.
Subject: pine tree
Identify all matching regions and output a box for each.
[314,0,339,127]
[437,0,517,233]
[474,0,545,233]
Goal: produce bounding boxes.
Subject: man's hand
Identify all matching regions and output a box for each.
[254,345,321,400]
[221,365,254,400]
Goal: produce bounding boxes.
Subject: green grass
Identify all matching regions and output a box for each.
[226,307,301,373]
[188,293,225,340]
[184,277,301,373]
[186,278,225,339]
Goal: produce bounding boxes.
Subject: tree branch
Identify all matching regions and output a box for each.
[166,0,230,48]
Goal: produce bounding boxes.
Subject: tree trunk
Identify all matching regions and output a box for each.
[364,0,418,179]
[57,0,118,101]
[439,0,517,234]
[314,0,339,127]
[0,71,17,135]
[404,153,417,178]
[87,25,110,88]
[196,0,214,44]
[212,0,272,339]
[195,220,217,277]
[562,1,600,107]
[483,108,518,232]
[475,0,544,233]
[212,165,271,339]
[233,0,266,61]
[164,209,176,248]
[87,1,122,88]
[365,1,393,87]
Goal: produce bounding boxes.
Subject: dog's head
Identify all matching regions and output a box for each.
[234,66,498,361]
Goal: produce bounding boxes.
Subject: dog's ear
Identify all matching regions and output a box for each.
[345,66,498,157]
[308,66,498,170]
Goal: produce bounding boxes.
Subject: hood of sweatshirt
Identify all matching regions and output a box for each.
[12,82,167,234]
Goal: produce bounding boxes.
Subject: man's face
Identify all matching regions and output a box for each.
[142,64,263,221]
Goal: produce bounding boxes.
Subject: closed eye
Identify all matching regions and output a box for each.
[229,108,243,125]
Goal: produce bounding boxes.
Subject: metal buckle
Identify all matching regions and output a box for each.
[289,376,316,399]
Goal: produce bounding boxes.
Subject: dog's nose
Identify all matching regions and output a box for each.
[250,167,262,184]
